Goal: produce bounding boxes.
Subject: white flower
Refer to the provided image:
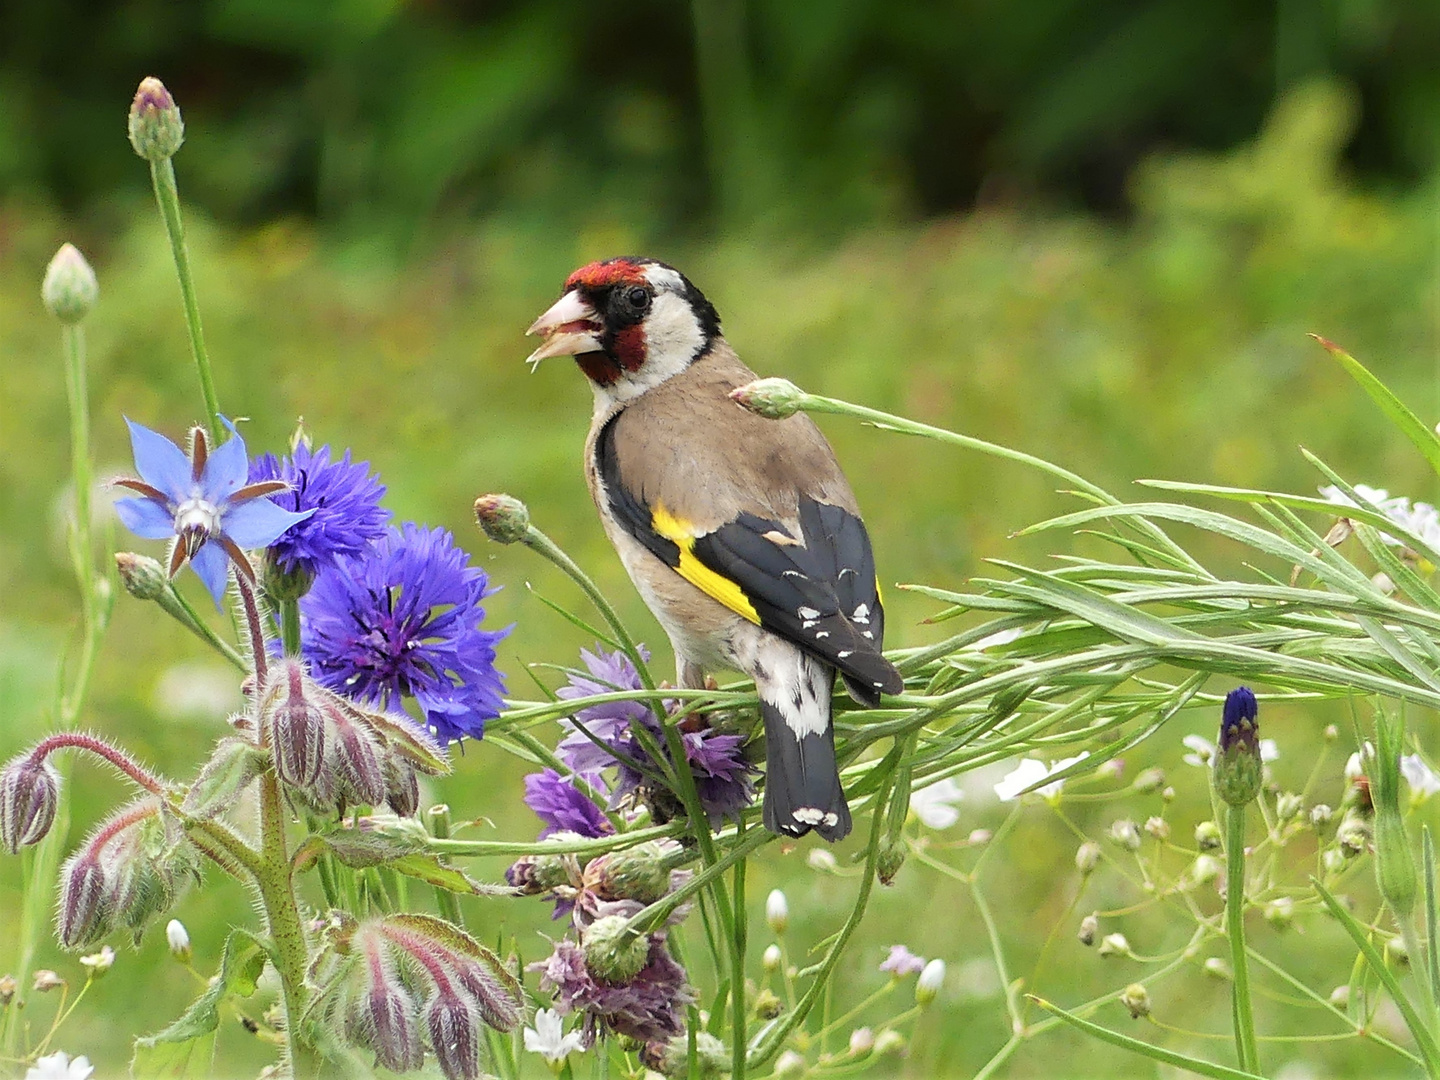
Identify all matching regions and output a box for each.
[1260,739,1279,763]
[166,919,191,961]
[1402,755,1440,800]
[1182,735,1215,767]
[1345,743,1376,781]
[909,778,963,829]
[807,848,838,872]
[78,946,113,977]
[993,752,1090,801]
[25,1052,93,1080]
[1318,484,1440,551]
[523,1009,584,1065]
[766,889,789,935]
[916,959,946,1005]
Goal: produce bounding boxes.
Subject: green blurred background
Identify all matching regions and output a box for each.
[1,1,1439,1076]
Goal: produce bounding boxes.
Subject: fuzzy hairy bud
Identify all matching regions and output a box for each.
[0,753,60,853]
[352,945,424,1073]
[1214,687,1261,807]
[504,852,572,894]
[57,855,109,949]
[127,77,185,161]
[583,843,673,904]
[473,494,531,545]
[384,757,421,818]
[583,915,651,984]
[325,701,388,809]
[262,660,330,799]
[427,991,479,1080]
[41,244,99,324]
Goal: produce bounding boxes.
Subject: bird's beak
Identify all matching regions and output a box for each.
[525,290,602,368]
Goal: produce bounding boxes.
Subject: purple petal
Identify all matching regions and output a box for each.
[189,541,230,608]
[222,499,314,549]
[125,418,191,499]
[202,422,250,500]
[114,497,175,540]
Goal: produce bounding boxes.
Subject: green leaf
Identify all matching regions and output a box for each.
[388,853,503,895]
[129,1032,217,1080]
[181,738,268,820]
[1313,336,1440,478]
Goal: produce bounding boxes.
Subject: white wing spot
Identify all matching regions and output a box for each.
[814,631,830,639]
[823,812,838,827]
[794,808,825,826]
[837,649,853,659]
[797,606,821,621]
[861,630,874,639]
[852,604,870,624]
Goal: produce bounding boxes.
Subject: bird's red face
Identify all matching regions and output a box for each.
[525,257,720,400]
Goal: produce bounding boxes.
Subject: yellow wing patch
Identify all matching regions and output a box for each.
[651,505,761,625]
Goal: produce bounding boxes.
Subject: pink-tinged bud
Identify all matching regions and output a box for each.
[427,991,479,1080]
[385,758,421,818]
[128,77,184,162]
[730,377,804,420]
[455,960,523,1033]
[263,661,330,798]
[57,855,110,949]
[354,946,424,1073]
[115,551,168,601]
[41,243,99,324]
[473,494,531,545]
[0,753,60,853]
[325,702,388,809]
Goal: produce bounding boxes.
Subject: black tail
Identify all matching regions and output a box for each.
[761,699,852,842]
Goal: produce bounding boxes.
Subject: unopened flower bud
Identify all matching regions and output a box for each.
[877,836,906,885]
[57,855,109,949]
[1132,767,1165,794]
[41,244,99,323]
[115,552,168,601]
[762,943,783,973]
[1098,757,1125,780]
[1310,804,1334,829]
[0,974,14,1005]
[1120,983,1150,1019]
[584,844,673,904]
[262,661,329,797]
[1098,933,1130,959]
[1203,957,1232,980]
[1144,816,1169,841]
[1387,936,1410,966]
[730,377,804,420]
[807,848,838,873]
[1276,792,1304,823]
[80,945,115,978]
[754,987,783,1019]
[32,970,64,992]
[0,752,60,853]
[1075,841,1101,875]
[774,1050,806,1077]
[128,77,185,162]
[1189,854,1221,887]
[473,494,531,545]
[384,757,421,818]
[505,852,572,894]
[1214,687,1261,807]
[166,919,191,962]
[1161,786,1176,802]
[968,828,992,845]
[849,1027,875,1057]
[1078,913,1099,946]
[327,705,388,809]
[915,959,945,1006]
[1322,847,1347,874]
[766,889,789,935]
[1324,724,1339,742]
[1264,897,1294,930]
[1338,814,1371,856]
[259,548,314,604]
[1328,985,1349,1007]
[641,1031,728,1078]
[1108,819,1141,851]
[357,956,423,1073]
[583,916,650,983]
[875,1030,906,1056]
[427,990,479,1080]
[1194,820,1222,851]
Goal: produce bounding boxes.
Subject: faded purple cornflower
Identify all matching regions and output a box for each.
[531,935,693,1046]
[879,945,926,977]
[302,524,508,745]
[555,645,757,829]
[114,419,312,606]
[524,770,612,839]
[248,442,389,575]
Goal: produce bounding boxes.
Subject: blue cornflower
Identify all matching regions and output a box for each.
[554,645,757,829]
[114,419,312,606]
[301,523,508,745]
[523,769,613,839]
[248,442,390,574]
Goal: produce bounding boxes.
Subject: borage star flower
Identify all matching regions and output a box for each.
[114,420,312,606]
[301,523,508,745]
[248,441,390,574]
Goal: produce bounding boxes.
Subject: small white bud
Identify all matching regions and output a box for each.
[41,243,99,323]
[874,1030,906,1056]
[967,828,992,845]
[762,944,783,973]
[774,1049,806,1077]
[1310,803,1333,829]
[1097,933,1130,959]
[1075,841,1101,875]
[166,919,192,962]
[916,958,945,1006]
[1078,913,1099,946]
[1189,854,1221,887]
[1329,985,1350,1007]
[848,1027,875,1057]
[1194,820,1222,851]
[1322,847,1347,874]
[1203,957,1232,980]
[1119,982,1150,1019]
[1264,896,1294,930]
[1143,816,1170,841]
[1276,792,1304,822]
[1108,819,1141,851]
[807,849,838,873]
[766,889,789,935]
[79,945,115,978]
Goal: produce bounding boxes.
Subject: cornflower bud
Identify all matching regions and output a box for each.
[41,244,99,324]
[1108,819,1141,851]
[166,919,191,962]
[0,974,15,1005]
[79,946,115,978]
[261,660,330,800]
[1144,816,1170,841]
[583,916,651,984]
[1078,913,1099,946]
[849,1027,875,1057]
[1214,687,1261,807]
[505,852,572,894]
[641,1031,728,1078]
[114,553,167,601]
[473,494,531,545]
[584,843,673,904]
[1075,841,1102,875]
[730,377,804,420]
[1194,820,1222,851]
[1097,933,1130,959]
[1204,957,1232,980]
[127,77,184,161]
[915,959,945,1006]
[0,752,60,853]
[1120,983,1150,1019]
[877,837,906,885]
[762,944,783,973]
[1132,767,1165,794]
[766,889,789,935]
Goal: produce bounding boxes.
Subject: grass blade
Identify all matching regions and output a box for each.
[1312,335,1440,478]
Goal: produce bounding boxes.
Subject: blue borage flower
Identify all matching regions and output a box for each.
[300,523,508,745]
[114,419,312,606]
[248,442,390,574]
[523,769,613,839]
[553,645,757,829]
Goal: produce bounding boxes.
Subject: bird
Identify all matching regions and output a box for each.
[525,256,903,841]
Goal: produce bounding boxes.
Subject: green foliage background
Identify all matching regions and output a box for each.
[0,4,1438,1075]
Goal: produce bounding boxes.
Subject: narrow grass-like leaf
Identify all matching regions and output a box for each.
[1313,335,1440,478]
[1426,827,1440,1011]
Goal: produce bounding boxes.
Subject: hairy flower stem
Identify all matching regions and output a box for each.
[27,733,164,794]
[148,157,221,446]
[1226,805,1260,1072]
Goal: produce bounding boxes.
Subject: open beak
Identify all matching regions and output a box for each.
[525,290,602,368]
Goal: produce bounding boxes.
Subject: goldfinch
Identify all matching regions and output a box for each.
[526,257,902,841]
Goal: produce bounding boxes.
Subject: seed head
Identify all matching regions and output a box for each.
[41,244,98,324]
[583,843,673,905]
[128,77,185,161]
[0,752,60,853]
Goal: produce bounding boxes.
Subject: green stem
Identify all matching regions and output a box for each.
[148,156,220,445]
[427,805,465,928]
[1227,804,1260,1073]
[428,822,681,859]
[731,817,747,1080]
[61,322,93,615]
[626,827,770,934]
[280,598,302,658]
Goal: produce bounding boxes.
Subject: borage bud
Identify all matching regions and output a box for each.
[915,959,945,1006]
[1120,983,1150,1019]
[766,889,789,935]
[323,699,388,809]
[385,757,421,818]
[0,752,60,853]
[261,660,330,800]
[473,494,531,545]
[1214,687,1261,807]
[127,77,184,162]
[730,377,804,420]
[166,919,191,962]
[114,553,166,601]
[427,991,479,1080]
[41,244,99,324]
[1075,841,1101,875]
[354,948,424,1073]
[583,915,650,983]
[57,854,109,949]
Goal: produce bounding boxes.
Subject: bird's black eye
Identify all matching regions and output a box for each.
[626,286,651,310]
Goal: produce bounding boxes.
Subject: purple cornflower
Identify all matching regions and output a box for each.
[531,936,692,1046]
[554,645,757,829]
[879,945,926,977]
[301,523,508,745]
[247,442,390,574]
[524,770,613,839]
[114,419,312,606]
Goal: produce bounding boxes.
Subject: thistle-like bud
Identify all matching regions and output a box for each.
[115,552,167,601]
[1194,820,1222,851]
[1074,841,1101,875]
[762,944,783,973]
[57,855,109,949]
[127,77,185,162]
[260,548,314,604]
[473,494,531,545]
[641,1031,729,1078]
[877,837,906,885]
[584,843,673,904]
[730,378,804,420]
[915,959,945,1006]
[1108,819,1141,851]
[583,915,650,983]
[1120,983,1150,1019]
[166,919,191,962]
[0,752,60,853]
[427,991,479,1080]
[261,660,330,799]
[1097,933,1130,959]
[1132,767,1165,794]
[1078,913,1099,946]
[41,244,99,324]
[766,889,789,935]
[1214,687,1261,807]
[505,852,572,894]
